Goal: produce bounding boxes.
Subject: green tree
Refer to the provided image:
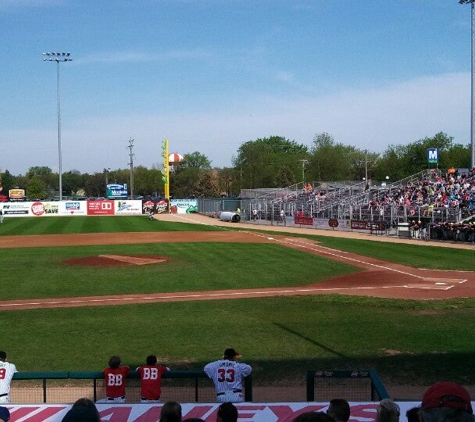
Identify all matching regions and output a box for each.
[233,136,308,188]
[372,132,470,180]
[0,170,15,195]
[133,166,164,196]
[308,132,363,182]
[62,170,85,197]
[27,175,47,199]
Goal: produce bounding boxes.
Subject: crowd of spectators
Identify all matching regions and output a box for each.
[366,168,475,218]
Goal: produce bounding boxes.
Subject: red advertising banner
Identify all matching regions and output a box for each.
[294,216,313,226]
[87,200,115,215]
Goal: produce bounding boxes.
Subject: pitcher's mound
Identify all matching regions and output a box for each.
[63,255,170,267]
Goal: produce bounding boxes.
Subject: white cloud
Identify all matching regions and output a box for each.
[1,72,470,175]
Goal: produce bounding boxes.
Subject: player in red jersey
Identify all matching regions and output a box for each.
[136,355,170,403]
[97,355,130,404]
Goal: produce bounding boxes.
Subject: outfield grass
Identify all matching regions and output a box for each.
[1,216,474,388]
[0,215,221,235]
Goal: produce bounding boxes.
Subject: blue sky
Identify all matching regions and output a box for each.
[0,0,472,175]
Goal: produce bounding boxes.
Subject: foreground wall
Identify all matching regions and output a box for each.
[2,401,428,422]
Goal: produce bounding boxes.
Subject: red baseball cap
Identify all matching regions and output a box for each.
[421,382,473,414]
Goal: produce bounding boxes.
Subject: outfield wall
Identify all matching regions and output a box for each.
[0,199,199,217]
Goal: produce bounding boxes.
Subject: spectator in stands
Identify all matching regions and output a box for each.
[419,381,474,422]
[216,402,238,422]
[97,355,130,404]
[293,411,334,422]
[405,406,419,422]
[375,398,400,422]
[0,406,9,422]
[327,398,350,422]
[136,355,170,403]
[160,401,182,422]
[62,397,101,422]
[0,351,18,404]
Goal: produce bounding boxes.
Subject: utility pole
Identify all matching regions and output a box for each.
[127,138,135,199]
[299,159,309,184]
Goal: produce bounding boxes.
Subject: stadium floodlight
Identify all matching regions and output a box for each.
[459,0,475,169]
[42,52,73,201]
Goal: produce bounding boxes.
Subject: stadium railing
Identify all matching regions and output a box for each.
[306,369,390,402]
[11,370,253,404]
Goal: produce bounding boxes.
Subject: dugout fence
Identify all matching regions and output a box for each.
[306,370,390,402]
[11,370,252,404]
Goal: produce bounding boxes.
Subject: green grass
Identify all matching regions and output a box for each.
[0,242,357,300]
[0,215,221,235]
[1,216,475,388]
[3,296,475,386]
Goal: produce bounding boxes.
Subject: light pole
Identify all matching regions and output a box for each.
[460,0,475,169]
[42,52,72,200]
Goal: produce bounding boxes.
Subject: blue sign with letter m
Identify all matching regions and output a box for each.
[427,148,439,164]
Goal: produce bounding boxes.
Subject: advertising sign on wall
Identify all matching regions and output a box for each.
[2,202,30,215]
[0,401,425,422]
[87,200,114,215]
[170,199,198,214]
[115,200,142,215]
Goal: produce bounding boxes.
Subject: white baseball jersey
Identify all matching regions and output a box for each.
[0,360,18,403]
[204,359,251,402]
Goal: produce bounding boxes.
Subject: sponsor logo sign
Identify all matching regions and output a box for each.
[115,200,142,214]
[294,215,313,226]
[87,200,114,215]
[2,202,30,215]
[351,220,386,231]
[8,188,26,200]
[31,202,45,216]
[170,199,198,214]
[106,183,128,199]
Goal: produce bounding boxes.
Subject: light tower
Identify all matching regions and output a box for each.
[42,52,73,200]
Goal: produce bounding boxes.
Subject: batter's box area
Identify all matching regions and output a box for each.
[403,278,467,290]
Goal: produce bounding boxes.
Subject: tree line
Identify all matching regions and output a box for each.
[0,132,470,200]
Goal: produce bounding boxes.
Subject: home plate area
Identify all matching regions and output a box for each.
[403,277,467,290]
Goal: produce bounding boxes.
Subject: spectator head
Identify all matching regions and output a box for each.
[108,355,121,369]
[376,399,400,422]
[217,402,238,422]
[61,406,101,422]
[421,382,473,414]
[327,398,350,422]
[160,401,182,422]
[0,352,6,362]
[147,355,158,365]
[405,406,419,422]
[0,406,10,422]
[293,411,335,422]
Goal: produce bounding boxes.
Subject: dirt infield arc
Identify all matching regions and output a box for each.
[0,214,474,311]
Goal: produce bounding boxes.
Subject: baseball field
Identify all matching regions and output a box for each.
[0,214,474,401]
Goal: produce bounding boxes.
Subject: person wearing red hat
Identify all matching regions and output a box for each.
[419,382,474,422]
[204,348,252,403]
